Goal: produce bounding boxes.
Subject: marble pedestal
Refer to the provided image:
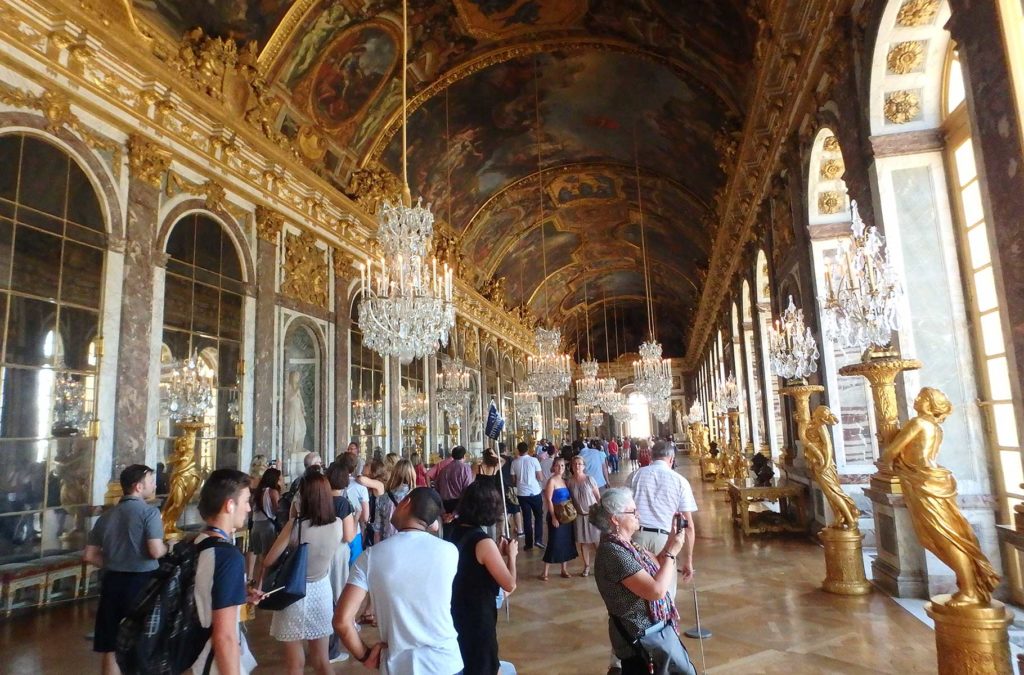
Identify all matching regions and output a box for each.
[864,486,928,598]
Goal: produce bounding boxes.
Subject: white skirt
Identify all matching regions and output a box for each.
[270,575,334,642]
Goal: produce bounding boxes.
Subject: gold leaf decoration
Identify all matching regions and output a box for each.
[282,230,329,309]
[884,90,921,124]
[254,206,284,243]
[887,41,925,75]
[822,135,840,153]
[896,0,939,27]
[345,165,401,213]
[127,134,171,187]
[820,159,845,181]
[818,191,843,215]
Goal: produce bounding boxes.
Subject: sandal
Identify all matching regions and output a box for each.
[580,566,591,577]
[560,570,572,578]
[538,573,549,581]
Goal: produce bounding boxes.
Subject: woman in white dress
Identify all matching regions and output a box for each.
[262,471,342,675]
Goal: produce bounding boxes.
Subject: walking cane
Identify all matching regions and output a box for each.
[495,445,511,622]
[682,581,710,674]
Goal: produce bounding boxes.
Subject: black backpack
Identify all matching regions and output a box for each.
[115,537,230,675]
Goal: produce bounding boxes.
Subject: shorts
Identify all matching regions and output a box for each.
[93,570,155,652]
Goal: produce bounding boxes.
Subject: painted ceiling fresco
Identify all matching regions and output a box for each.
[132,0,758,357]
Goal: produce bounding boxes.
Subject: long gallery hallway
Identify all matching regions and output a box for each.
[0,455,937,675]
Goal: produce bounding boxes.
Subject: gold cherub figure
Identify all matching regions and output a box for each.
[883,387,999,607]
[803,405,860,530]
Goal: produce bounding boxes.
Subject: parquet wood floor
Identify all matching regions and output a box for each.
[0,456,937,674]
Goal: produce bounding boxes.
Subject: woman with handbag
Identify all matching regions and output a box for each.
[250,467,282,581]
[539,457,578,580]
[567,456,602,577]
[590,488,696,675]
[262,472,343,675]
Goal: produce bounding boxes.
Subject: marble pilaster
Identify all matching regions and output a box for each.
[388,357,402,455]
[111,144,166,476]
[252,208,281,462]
[333,253,353,454]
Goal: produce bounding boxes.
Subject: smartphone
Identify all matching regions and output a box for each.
[674,514,687,533]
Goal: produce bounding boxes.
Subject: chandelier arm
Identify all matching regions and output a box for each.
[603,290,610,363]
[584,274,591,359]
[534,55,549,322]
[633,125,654,341]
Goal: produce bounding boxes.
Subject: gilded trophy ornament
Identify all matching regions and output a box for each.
[345,164,401,213]
[255,205,285,243]
[127,134,171,187]
[161,420,205,538]
[883,388,999,607]
[281,230,329,309]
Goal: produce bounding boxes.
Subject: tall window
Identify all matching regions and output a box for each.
[742,280,764,451]
[755,251,785,456]
[0,134,106,560]
[944,47,1023,514]
[160,213,243,474]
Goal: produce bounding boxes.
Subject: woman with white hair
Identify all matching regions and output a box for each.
[590,487,695,675]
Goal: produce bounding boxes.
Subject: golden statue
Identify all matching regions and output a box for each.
[730,449,749,481]
[161,421,205,538]
[803,405,860,530]
[55,440,91,539]
[883,388,999,607]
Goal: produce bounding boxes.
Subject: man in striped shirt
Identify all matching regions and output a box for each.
[628,440,697,600]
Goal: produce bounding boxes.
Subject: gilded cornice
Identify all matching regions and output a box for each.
[363,37,742,167]
[683,0,846,372]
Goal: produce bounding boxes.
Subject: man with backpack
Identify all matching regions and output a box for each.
[189,469,262,674]
[84,464,166,675]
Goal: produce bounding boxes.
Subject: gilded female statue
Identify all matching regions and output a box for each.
[803,405,859,530]
[161,431,201,535]
[882,387,999,607]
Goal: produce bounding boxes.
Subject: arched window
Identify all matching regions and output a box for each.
[350,293,385,455]
[755,250,785,457]
[160,213,243,474]
[741,280,764,451]
[0,133,107,558]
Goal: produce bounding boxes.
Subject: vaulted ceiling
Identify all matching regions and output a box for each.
[135,0,760,359]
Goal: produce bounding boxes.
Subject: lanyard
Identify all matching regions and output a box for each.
[205,526,231,541]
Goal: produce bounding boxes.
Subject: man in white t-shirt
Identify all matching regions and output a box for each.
[334,487,462,674]
[511,441,544,550]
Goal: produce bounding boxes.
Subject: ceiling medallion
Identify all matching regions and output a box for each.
[887,41,925,75]
[883,90,921,124]
[896,0,939,28]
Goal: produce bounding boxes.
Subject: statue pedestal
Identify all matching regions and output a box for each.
[925,596,1013,675]
[864,486,928,598]
[819,527,871,595]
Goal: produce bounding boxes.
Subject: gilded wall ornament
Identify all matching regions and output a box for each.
[887,41,925,75]
[165,172,247,220]
[282,230,329,309]
[254,205,285,243]
[818,191,843,215]
[464,327,481,367]
[820,159,845,181]
[896,0,939,27]
[344,164,401,213]
[822,135,840,153]
[884,90,921,124]
[480,275,508,310]
[127,134,171,187]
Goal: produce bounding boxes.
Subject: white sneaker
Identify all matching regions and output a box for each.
[330,652,350,664]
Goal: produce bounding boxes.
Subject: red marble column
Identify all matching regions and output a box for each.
[252,207,282,463]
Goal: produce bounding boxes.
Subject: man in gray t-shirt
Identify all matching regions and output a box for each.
[84,465,166,675]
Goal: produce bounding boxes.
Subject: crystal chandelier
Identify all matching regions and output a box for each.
[719,373,742,410]
[596,376,619,411]
[634,340,672,405]
[589,409,605,429]
[607,391,631,419]
[526,327,572,399]
[352,398,383,430]
[514,390,541,424]
[576,358,601,407]
[164,351,215,423]
[52,373,92,435]
[688,400,704,425]
[357,0,454,363]
[436,358,471,427]
[400,386,428,428]
[574,402,590,424]
[769,295,820,380]
[821,200,903,351]
[650,397,671,424]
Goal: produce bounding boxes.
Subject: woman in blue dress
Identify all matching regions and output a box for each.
[540,456,578,579]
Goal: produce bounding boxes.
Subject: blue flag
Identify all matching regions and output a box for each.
[485,399,504,440]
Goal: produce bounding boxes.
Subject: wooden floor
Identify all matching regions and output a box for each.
[0,456,938,674]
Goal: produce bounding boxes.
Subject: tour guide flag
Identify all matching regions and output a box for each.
[485,399,504,440]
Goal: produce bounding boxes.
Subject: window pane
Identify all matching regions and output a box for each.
[974,267,998,313]
[954,139,977,185]
[988,356,1013,401]
[980,311,1005,357]
[994,403,1020,447]
[961,181,984,226]
[947,57,966,113]
[1001,450,1024,493]
[967,222,991,269]
[12,226,62,300]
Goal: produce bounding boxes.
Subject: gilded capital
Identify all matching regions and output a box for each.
[127,134,171,187]
[254,205,284,243]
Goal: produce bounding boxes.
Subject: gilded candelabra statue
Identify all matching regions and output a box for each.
[883,388,1012,674]
[161,421,205,538]
[804,406,859,530]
